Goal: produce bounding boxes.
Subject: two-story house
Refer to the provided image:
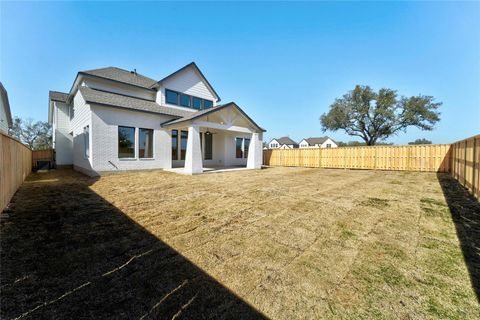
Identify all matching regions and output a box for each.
[298,137,337,148]
[268,137,298,149]
[0,82,13,134]
[48,62,265,176]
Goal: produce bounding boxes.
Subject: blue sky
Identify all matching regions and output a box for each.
[1,1,479,144]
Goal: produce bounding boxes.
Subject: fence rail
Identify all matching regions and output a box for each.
[0,132,32,210]
[450,135,479,200]
[263,144,452,172]
[32,149,55,169]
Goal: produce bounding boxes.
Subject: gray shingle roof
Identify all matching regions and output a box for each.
[49,91,69,103]
[304,137,329,145]
[78,87,193,118]
[80,67,157,89]
[161,102,266,132]
[276,137,298,145]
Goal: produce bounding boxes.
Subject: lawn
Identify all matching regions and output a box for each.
[1,167,479,319]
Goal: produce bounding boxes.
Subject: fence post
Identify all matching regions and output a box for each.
[473,137,476,196]
[318,148,322,168]
[464,140,468,187]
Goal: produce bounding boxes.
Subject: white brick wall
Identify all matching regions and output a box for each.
[90,105,176,173]
[53,102,73,165]
[71,91,92,172]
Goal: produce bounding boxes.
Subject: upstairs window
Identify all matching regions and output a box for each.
[180,94,191,107]
[165,88,214,110]
[166,89,179,105]
[192,97,202,110]
[203,99,213,109]
[118,126,135,158]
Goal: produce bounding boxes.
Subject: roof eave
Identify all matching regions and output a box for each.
[78,72,157,91]
[161,102,265,132]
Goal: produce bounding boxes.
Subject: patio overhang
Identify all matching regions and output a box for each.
[161,102,265,175]
[160,102,266,133]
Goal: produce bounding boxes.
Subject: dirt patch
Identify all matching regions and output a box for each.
[1,168,479,319]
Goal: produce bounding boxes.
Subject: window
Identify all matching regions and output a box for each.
[236,138,243,158]
[166,89,179,105]
[139,128,153,158]
[236,138,250,158]
[326,144,332,148]
[180,130,188,160]
[70,106,74,120]
[118,126,135,158]
[203,99,213,109]
[244,138,250,158]
[192,97,202,110]
[165,88,215,110]
[84,126,89,158]
[180,94,191,107]
[172,130,178,160]
[204,132,212,160]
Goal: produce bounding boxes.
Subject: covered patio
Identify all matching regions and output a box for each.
[161,102,265,175]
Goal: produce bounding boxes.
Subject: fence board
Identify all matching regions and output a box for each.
[1,132,32,210]
[264,144,452,172]
[32,149,54,169]
[450,135,480,200]
[264,135,479,200]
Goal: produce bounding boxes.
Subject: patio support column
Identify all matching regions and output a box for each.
[184,125,203,174]
[247,132,263,169]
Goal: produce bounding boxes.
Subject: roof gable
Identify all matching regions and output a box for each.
[154,62,220,101]
[277,136,298,145]
[304,137,334,146]
[306,137,328,145]
[49,91,69,103]
[160,102,265,132]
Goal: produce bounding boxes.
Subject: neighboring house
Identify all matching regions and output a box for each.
[298,137,338,148]
[268,137,298,149]
[0,82,13,134]
[48,62,265,175]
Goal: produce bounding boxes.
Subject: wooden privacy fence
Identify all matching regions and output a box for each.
[0,132,32,210]
[450,135,479,200]
[32,149,55,169]
[264,144,452,172]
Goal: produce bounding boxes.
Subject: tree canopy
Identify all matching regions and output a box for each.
[320,85,441,145]
[408,138,432,145]
[8,117,52,150]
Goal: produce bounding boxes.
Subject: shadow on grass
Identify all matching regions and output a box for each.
[437,173,480,303]
[0,170,266,319]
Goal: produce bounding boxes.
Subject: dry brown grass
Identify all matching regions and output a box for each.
[1,167,479,319]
